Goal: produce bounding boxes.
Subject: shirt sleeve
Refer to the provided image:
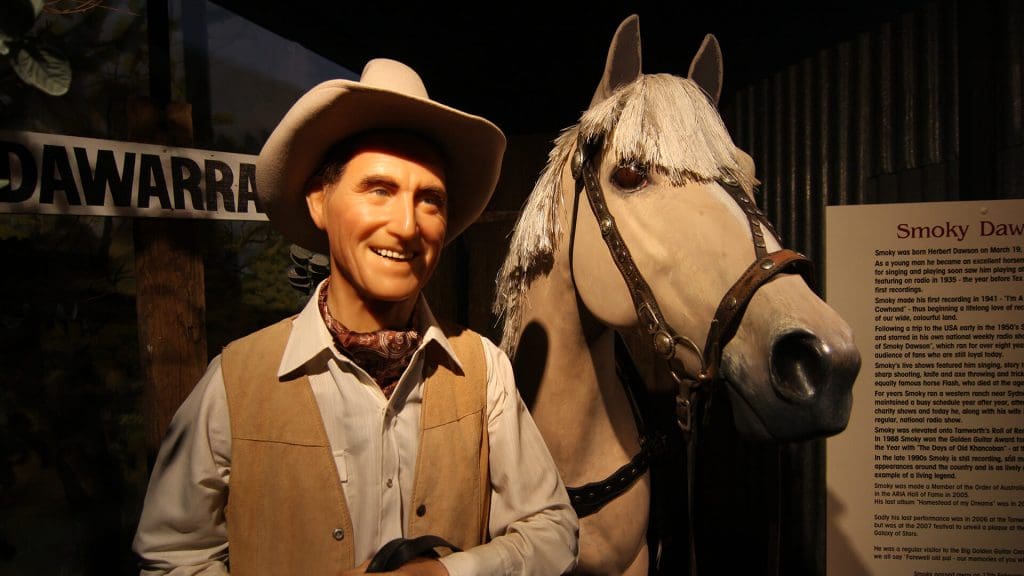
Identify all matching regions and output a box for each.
[439,340,579,576]
[132,357,232,575]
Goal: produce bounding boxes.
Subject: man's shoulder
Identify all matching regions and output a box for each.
[433,322,512,385]
[224,316,297,350]
[220,316,298,371]
[220,316,300,396]
[438,322,507,362]
[437,320,476,340]
[437,321,502,348]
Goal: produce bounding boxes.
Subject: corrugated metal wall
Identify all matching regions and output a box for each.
[713,1,1023,574]
[726,0,1022,282]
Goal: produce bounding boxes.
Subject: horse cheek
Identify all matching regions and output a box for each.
[572,191,636,329]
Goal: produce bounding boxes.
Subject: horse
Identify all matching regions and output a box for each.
[493,15,861,575]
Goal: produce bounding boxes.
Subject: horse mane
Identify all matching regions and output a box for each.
[493,73,757,357]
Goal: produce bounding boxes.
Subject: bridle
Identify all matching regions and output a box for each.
[565,132,813,572]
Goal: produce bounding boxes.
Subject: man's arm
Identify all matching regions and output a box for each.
[132,358,232,575]
[438,341,579,576]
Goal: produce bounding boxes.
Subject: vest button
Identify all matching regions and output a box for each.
[332,528,345,541]
[416,504,426,517]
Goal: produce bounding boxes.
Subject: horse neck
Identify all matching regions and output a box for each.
[514,209,643,485]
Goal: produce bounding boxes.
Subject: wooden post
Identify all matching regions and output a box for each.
[128,98,208,461]
[135,0,207,462]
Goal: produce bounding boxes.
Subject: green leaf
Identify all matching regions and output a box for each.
[11,44,72,96]
[0,179,9,188]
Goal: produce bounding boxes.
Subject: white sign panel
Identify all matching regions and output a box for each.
[0,130,267,221]
[826,199,1024,576]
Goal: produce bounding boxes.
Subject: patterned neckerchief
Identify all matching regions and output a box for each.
[317,279,421,399]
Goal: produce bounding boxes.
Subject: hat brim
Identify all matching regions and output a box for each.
[257,80,506,253]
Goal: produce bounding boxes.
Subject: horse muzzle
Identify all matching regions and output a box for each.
[723,328,861,443]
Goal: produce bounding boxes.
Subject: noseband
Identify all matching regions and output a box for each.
[565,133,813,521]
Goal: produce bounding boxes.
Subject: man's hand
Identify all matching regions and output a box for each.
[341,557,449,576]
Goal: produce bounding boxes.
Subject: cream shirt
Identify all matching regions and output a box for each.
[132,286,578,576]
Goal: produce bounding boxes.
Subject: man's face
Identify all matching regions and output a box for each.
[306,134,447,307]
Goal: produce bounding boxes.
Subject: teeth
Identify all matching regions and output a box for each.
[374,248,413,261]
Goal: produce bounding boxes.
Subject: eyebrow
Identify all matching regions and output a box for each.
[355,175,399,190]
[355,175,447,197]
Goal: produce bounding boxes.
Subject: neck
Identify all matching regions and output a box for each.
[511,231,641,486]
[508,156,656,575]
[323,274,417,332]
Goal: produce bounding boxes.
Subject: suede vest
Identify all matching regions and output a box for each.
[221,317,490,575]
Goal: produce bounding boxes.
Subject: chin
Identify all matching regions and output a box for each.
[363,285,423,304]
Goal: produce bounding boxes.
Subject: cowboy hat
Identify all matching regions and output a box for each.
[257,58,506,253]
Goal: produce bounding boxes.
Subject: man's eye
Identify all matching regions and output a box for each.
[611,163,648,191]
[422,192,447,209]
[371,187,391,196]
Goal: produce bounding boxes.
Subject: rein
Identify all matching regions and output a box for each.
[565,132,813,573]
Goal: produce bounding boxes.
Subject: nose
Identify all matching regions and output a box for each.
[769,329,859,404]
[387,193,418,239]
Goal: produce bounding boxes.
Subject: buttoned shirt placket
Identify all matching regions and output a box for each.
[323,339,428,560]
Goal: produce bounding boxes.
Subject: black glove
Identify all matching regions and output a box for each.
[365,535,461,573]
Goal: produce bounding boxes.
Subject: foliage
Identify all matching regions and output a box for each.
[1,0,72,97]
[204,221,308,353]
[0,0,148,136]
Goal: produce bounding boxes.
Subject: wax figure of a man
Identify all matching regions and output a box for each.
[132,58,579,576]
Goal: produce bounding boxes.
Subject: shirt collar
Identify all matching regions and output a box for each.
[277,279,464,379]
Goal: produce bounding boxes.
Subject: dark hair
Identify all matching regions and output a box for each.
[306,139,360,192]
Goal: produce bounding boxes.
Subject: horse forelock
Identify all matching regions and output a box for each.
[581,74,757,192]
[495,73,756,356]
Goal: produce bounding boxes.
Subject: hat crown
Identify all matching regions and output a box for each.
[359,58,429,99]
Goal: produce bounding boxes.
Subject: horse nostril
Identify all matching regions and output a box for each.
[770,330,829,403]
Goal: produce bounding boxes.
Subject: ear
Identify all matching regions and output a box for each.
[688,34,723,106]
[589,14,642,108]
[306,185,328,231]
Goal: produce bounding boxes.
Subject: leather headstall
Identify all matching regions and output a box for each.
[565,132,813,518]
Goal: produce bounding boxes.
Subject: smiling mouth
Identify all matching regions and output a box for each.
[373,248,415,262]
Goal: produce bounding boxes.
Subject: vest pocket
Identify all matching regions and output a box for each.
[332,449,348,482]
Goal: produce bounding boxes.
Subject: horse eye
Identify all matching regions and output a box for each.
[611,164,648,191]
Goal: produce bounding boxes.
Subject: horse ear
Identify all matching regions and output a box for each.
[688,34,723,106]
[589,14,642,108]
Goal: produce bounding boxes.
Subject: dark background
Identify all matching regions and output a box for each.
[211,1,931,134]
[5,1,1018,574]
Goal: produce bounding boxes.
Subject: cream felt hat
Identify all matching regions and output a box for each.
[257,58,506,253]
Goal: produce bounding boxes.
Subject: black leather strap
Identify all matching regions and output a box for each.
[365,535,461,573]
[574,136,688,364]
[566,336,668,518]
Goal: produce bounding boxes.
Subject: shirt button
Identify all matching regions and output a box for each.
[386,478,394,488]
[332,528,345,540]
